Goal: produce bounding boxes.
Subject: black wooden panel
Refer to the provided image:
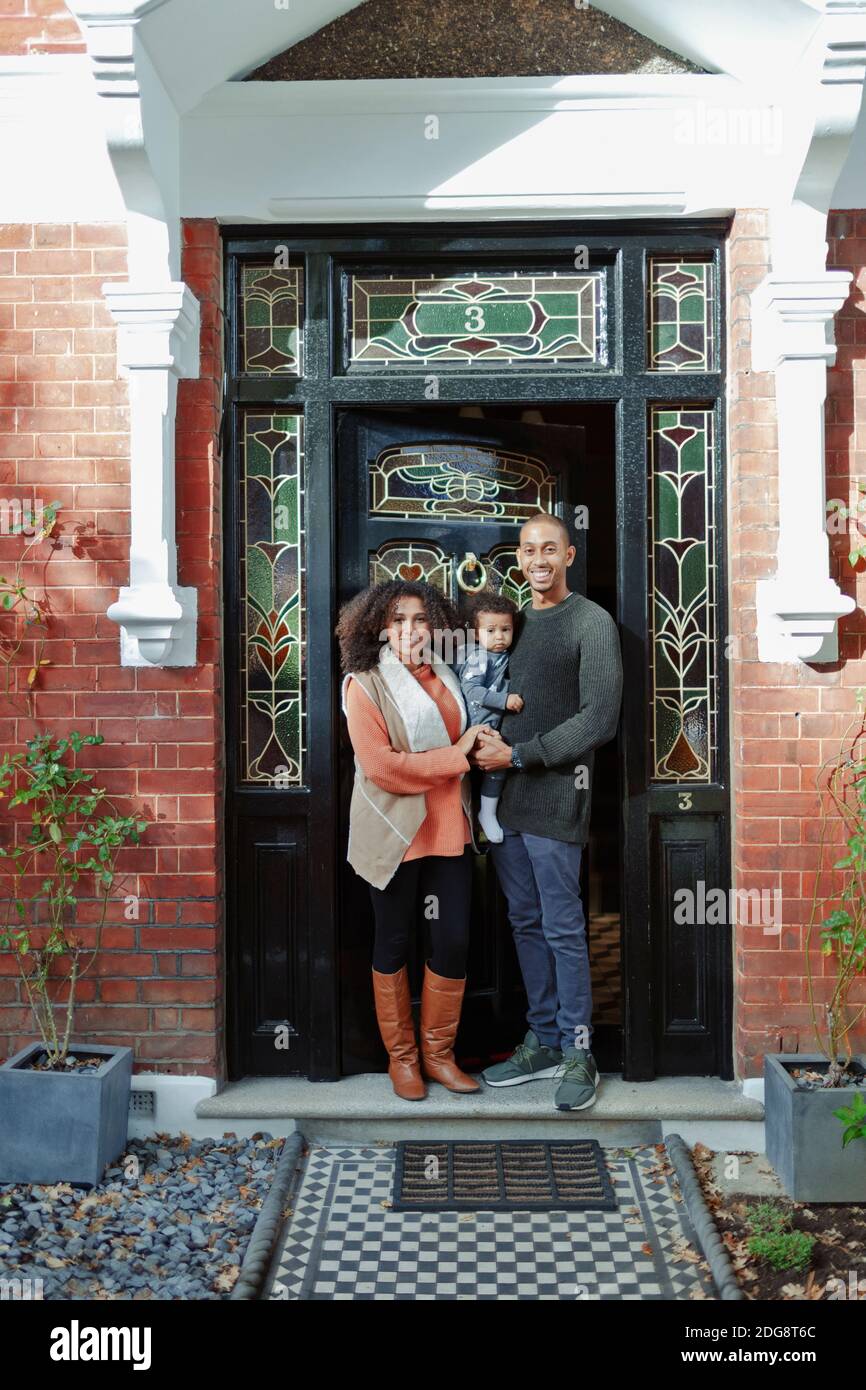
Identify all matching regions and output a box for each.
[652,815,729,1076]
[231,818,308,1077]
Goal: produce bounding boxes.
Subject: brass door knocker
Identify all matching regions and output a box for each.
[456,552,488,594]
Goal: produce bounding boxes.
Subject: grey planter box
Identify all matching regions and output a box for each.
[0,1041,132,1187]
[764,1052,866,1203]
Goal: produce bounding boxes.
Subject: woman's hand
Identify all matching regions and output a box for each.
[456,723,490,757]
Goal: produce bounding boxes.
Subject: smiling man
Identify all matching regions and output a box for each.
[473,512,623,1111]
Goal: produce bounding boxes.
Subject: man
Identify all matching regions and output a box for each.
[473,512,622,1111]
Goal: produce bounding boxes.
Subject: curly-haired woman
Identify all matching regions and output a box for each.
[336,579,487,1101]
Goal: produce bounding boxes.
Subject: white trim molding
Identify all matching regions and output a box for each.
[103,283,199,666]
[751,0,866,664]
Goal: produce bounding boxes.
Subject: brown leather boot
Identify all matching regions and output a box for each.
[371,966,426,1101]
[419,962,481,1093]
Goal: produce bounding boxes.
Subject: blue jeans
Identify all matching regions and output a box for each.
[491,828,592,1054]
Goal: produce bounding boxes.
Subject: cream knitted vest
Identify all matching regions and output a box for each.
[341,647,472,890]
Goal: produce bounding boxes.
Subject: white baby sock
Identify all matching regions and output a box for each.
[478,795,504,844]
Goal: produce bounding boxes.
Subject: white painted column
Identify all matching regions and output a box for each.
[752,275,855,662]
[103,283,199,665]
[750,0,866,663]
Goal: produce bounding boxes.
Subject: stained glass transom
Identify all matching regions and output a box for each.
[648,407,716,783]
[240,262,304,375]
[241,413,306,785]
[350,272,604,365]
[369,541,453,597]
[370,444,555,522]
[647,257,715,373]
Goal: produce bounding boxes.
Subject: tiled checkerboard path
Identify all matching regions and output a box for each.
[267,1142,717,1300]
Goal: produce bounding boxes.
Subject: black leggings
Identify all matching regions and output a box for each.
[369,849,473,979]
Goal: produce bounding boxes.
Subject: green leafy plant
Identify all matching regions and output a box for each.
[833,1090,866,1149]
[0,730,146,1068]
[827,480,866,568]
[806,699,866,1086]
[745,1202,815,1272]
[747,1200,789,1238]
[0,500,60,711]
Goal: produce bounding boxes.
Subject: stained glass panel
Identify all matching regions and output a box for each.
[240,262,304,375]
[648,407,716,782]
[484,544,533,609]
[350,272,604,365]
[369,541,453,597]
[241,413,305,784]
[647,257,714,373]
[370,443,555,522]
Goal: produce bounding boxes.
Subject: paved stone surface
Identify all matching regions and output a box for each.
[268,1141,718,1301]
[709,1150,786,1199]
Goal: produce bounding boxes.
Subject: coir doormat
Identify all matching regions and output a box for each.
[392,1140,617,1213]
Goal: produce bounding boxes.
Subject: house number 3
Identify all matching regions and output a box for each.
[678,791,693,810]
[464,306,486,332]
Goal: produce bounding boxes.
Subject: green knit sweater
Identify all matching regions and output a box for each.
[498,591,623,844]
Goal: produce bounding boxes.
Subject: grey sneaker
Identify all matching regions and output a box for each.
[482,1029,563,1087]
[554,1048,599,1111]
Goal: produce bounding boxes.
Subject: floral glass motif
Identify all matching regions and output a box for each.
[370,443,555,522]
[484,544,533,609]
[240,262,304,375]
[369,541,453,597]
[648,407,716,783]
[647,257,715,373]
[241,413,305,784]
[350,272,603,365]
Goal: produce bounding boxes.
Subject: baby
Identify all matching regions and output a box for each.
[456,591,523,844]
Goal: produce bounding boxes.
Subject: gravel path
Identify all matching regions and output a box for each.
[0,1133,284,1300]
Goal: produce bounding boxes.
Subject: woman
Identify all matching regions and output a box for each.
[337,579,486,1102]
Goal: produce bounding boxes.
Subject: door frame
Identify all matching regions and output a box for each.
[222,220,733,1082]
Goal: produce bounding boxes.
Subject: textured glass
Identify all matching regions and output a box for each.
[370,443,555,522]
[648,407,716,782]
[241,413,305,784]
[647,257,714,373]
[241,262,304,375]
[484,544,533,609]
[350,272,604,365]
[369,541,453,597]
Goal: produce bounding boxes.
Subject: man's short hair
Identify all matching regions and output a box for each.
[519,511,572,546]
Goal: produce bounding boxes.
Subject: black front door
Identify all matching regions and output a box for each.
[336,409,586,1075]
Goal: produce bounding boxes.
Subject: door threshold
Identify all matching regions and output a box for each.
[198,1074,764,1147]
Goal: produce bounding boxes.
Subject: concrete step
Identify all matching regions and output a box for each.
[196,1073,765,1148]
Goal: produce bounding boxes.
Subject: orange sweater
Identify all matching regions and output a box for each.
[344,662,472,862]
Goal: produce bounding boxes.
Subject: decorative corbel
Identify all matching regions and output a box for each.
[752,0,866,663]
[67,0,200,666]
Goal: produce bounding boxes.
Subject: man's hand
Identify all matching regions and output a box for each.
[472,728,516,772]
[505,693,524,712]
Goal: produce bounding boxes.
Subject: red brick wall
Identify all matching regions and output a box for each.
[0,0,83,54]
[0,219,226,1077]
[729,208,866,1078]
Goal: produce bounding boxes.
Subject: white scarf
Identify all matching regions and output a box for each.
[342,644,468,751]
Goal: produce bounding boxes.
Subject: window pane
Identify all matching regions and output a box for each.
[647,257,715,373]
[370,442,555,521]
[240,413,306,784]
[240,262,304,375]
[648,406,716,782]
[349,271,605,366]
